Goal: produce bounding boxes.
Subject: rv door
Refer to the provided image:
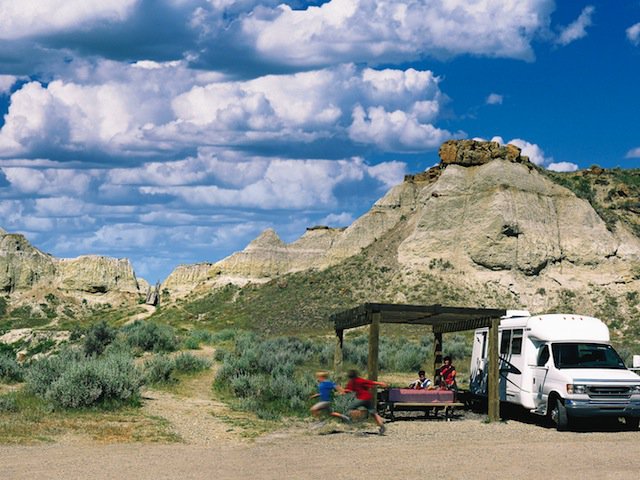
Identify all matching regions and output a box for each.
[532,344,551,412]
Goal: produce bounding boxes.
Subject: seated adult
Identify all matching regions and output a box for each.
[408,370,432,390]
[435,356,457,390]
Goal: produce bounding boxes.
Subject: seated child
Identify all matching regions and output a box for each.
[408,370,432,390]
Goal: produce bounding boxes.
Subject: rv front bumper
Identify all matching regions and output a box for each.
[564,399,640,417]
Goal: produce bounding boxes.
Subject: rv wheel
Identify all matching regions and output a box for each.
[550,399,569,431]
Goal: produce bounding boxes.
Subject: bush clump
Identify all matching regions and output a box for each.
[0,352,23,383]
[25,348,142,409]
[143,355,176,384]
[83,320,117,357]
[215,333,317,419]
[0,392,18,412]
[173,352,210,373]
[122,321,177,353]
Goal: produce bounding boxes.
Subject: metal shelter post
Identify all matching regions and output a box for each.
[487,316,500,422]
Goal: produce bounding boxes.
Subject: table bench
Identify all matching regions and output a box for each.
[378,388,464,421]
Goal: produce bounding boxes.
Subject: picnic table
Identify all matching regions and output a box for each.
[378,388,464,421]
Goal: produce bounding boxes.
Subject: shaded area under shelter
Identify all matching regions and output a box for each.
[330,303,506,422]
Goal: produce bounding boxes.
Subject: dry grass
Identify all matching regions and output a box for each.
[0,390,180,445]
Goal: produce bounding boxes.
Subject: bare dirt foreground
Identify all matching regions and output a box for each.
[2,418,639,480]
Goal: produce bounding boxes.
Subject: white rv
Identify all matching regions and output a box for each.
[469,311,640,430]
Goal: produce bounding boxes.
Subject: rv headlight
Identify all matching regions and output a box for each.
[567,384,587,395]
[631,385,640,394]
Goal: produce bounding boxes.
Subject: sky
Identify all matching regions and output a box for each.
[0,0,639,283]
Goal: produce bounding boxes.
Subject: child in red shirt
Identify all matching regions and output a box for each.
[344,369,388,434]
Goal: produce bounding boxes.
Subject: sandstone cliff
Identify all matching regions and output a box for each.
[0,229,144,308]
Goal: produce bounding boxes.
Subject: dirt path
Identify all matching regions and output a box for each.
[1,419,639,479]
[124,304,157,325]
[140,346,244,446]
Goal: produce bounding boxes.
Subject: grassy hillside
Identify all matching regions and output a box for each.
[543,167,640,237]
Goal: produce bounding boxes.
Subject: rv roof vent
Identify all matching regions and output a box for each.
[503,310,531,318]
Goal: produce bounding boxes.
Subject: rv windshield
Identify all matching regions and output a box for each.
[551,343,626,370]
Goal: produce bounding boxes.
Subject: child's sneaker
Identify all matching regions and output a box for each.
[339,414,352,423]
[378,424,386,435]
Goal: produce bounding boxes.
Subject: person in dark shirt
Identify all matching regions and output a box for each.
[343,369,388,434]
[435,356,457,390]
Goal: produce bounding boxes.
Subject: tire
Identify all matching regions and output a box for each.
[624,417,639,431]
[550,398,570,431]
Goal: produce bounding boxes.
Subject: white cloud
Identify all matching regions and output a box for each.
[625,147,640,158]
[34,196,88,216]
[2,167,94,195]
[486,93,503,105]
[547,161,578,172]
[627,23,640,46]
[137,155,405,210]
[0,0,138,40]
[242,0,554,67]
[367,161,407,188]
[320,212,354,227]
[349,105,455,152]
[492,136,552,166]
[0,64,450,158]
[556,5,595,46]
[0,75,18,94]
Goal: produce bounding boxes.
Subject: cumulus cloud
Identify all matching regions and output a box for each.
[490,136,578,172]
[349,105,456,152]
[626,147,640,158]
[547,161,578,172]
[627,23,640,46]
[2,167,95,195]
[320,212,355,227]
[140,156,375,209]
[0,0,138,40]
[556,5,595,46]
[0,63,452,159]
[240,0,554,67]
[486,93,503,105]
[0,74,18,94]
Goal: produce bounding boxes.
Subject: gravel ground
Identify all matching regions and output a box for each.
[2,414,639,480]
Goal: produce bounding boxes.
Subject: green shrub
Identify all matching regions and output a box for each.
[25,348,141,409]
[210,329,237,343]
[173,352,210,373]
[0,352,23,382]
[84,321,117,357]
[143,355,176,384]
[0,392,18,412]
[46,352,142,408]
[122,321,177,353]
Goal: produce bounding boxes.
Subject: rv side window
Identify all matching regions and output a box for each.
[537,345,550,367]
[500,330,512,355]
[511,329,523,355]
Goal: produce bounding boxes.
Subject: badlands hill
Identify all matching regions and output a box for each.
[155,140,640,342]
[1,140,639,343]
[0,230,148,328]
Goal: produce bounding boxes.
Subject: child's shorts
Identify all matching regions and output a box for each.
[312,401,331,411]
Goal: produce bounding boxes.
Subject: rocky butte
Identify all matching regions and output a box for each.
[162,140,639,327]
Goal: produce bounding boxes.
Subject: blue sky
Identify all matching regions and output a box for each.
[0,0,639,282]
